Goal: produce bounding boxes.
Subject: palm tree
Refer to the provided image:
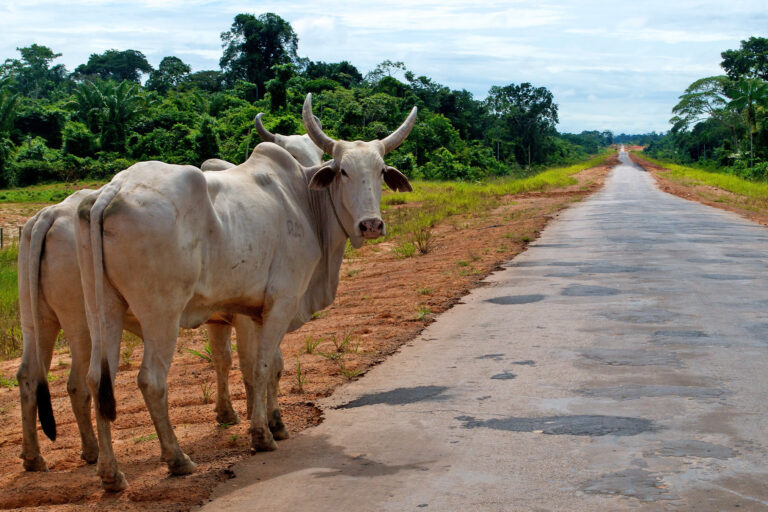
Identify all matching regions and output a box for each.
[729,78,768,169]
[98,81,146,152]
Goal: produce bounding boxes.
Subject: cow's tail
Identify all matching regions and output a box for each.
[89,183,121,422]
[26,210,57,441]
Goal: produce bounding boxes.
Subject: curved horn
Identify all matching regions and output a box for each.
[380,106,418,154]
[302,93,335,155]
[253,113,276,143]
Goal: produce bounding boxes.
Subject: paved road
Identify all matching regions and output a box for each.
[201,152,768,511]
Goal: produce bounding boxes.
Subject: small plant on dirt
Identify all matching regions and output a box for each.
[456,259,469,267]
[412,226,434,255]
[228,434,240,446]
[57,358,68,368]
[185,340,213,364]
[218,421,235,429]
[346,268,360,277]
[134,433,158,444]
[469,251,481,262]
[418,287,434,296]
[416,305,432,321]
[121,333,141,367]
[295,356,307,393]
[393,240,416,259]
[0,404,10,415]
[311,310,328,321]
[200,380,214,404]
[304,335,323,354]
[330,332,359,354]
[0,373,17,388]
[339,367,362,380]
[520,235,531,243]
[46,373,59,383]
[344,240,359,259]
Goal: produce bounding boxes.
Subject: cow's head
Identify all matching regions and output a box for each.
[302,93,415,248]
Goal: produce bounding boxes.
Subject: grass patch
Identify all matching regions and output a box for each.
[634,153,768,201]
[0,181,107,204]
[0,244,20,360]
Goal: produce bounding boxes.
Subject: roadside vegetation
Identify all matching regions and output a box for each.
[642,36,768,180]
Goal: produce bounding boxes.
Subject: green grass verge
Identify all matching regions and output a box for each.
[0,244,20,360]
[0,180,108,204]
[381,151,613,239]
[633,153,768,200]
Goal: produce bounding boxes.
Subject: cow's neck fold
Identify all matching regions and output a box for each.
[294,167,348,326]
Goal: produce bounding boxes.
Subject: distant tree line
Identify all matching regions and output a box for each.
[645,36,768,180]
[0,12,612,188]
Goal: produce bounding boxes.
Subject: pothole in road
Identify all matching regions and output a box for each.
[455,414,656,436]
[581,468,678,502]
[602,309,675,324]
[476,353,505,361]
[485,294,545,305]
[490,371,516,380]
[577,384,727,400]
[562,284,621,297]
[655,440,737,460]
[580,348,681,367]
[700,273,756,280]
[336,386,450,409]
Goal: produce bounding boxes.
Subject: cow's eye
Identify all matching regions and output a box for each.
[340,169,348,177]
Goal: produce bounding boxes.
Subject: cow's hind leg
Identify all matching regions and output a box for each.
[267,350,288,440]
[17,315,60,472]
[137,317,195,476]
[63,323,99,464]
[87,299,127,491]
[207,323,239,424]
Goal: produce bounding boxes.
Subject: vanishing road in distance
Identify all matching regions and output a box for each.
[201,151,768,511]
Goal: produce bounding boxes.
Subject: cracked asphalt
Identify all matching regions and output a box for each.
[200,152,768,511]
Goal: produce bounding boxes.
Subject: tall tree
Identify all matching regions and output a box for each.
[0,45,67,99]
[486,83,559,167]
[74,49,153,83]
[721,37,768,81]
[729,77,768,168]
[146,56,191,93]
[671,76,741,151]
[219,13,299,97]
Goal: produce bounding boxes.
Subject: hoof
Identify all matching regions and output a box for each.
[216,408,240,426]
[101,471,128,492]
[249,426,277,453]
[168,454,197,476]
[271,427,290,441]
[81,446,99,464]
[22,454,48,472]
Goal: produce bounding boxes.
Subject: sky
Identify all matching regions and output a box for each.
[1,0,766,134]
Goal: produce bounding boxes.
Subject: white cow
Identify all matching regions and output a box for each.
[253,113,324,166]
[200,159,236,172]
[76,93,416,490]
[16,190,242,472]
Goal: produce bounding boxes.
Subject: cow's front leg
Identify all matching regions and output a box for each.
[247,298,295,453]
[207,323,239,425]
[137,318,196,476]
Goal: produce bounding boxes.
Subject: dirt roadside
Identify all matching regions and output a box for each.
[629,152,768,227]
[0,153,618,511]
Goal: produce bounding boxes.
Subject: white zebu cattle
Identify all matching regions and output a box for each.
[76,93,416,490]
[200,159,236,172]
[16,189,242,472]
[253,113,324,167]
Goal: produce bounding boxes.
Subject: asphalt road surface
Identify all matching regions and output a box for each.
[201,151,768,511]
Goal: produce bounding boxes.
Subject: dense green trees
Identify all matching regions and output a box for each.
[0,12,609,188]
[648,36,768,179]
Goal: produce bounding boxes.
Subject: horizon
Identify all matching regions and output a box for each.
[2,1,766,134]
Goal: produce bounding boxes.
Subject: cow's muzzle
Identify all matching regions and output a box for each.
[359,218,385,239]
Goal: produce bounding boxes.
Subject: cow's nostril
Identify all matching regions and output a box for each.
[359,222,368,232]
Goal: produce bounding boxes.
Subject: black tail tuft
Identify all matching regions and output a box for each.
[36,382,56,441]
[98,359,117,421]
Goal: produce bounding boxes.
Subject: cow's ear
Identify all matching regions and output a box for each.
[309,165,338,190]
[383,166,412,192]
